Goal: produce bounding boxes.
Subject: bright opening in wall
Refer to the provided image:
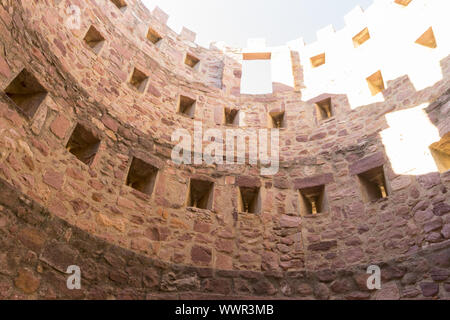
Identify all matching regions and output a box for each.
[380,103,442,175]
[241,52,272,95]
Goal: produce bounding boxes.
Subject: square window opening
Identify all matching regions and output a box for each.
[299,185,327,216]
[353,27,371,48]
[268,111,286,129]
[129,67,149,93]
[311,53,326,68]
[110,0,127,10]
[366,70,385,96]
[185,53,200,69]
[4,69,47,119]
[316,98,333,121]
[415,27,437,49]
[224,108,240,126]
[126,157,158,196]
[83,26,106,55]
[357,166,389,202]
[187,179,214,210]
[239,186,261,214]
[147,27,163,46]
[66,124,101,166]
[178,95,196,118]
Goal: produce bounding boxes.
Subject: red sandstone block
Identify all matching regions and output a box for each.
[307,240,337,252]
[147,84,161,97]
[293,173,334,189]
[420,282,439,297]
[215,253,232,270]
[191,245,212,266]
[43,169,64,190]
[101,114,119,132]
[117,196,135,209]
[50,115,71,139]
[193,221,210,233]
[17,227,47,252]
[216,238,234,254]
[0,55,11,78]
[66,167,84,181]
[279,215,301,228]
[14,268,40,294]
[235,175,261,188]
[48,198,67,217]
[349,152,385,175]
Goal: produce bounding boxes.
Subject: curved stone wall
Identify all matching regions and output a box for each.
[0,0,449,299]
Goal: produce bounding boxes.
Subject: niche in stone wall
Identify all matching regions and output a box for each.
[268,111,286,129]
[4,69,47,119]
[147,27,163,46]
[353,27,371,48]
[83,26,105,55]
[238,186,261,214]
[66,124,101,166]
[129,67,149,93]
[178,95,196,118]
[224,107,240,126]
[429,133,450,173]
[357,166,389,202]
[185,53,200,70]
[299,185,328,216]
[187,179,214,210]
[110,0,127,10]
[310,53,326,68]
[394,0,412,7]
[415,27,437,49]
[366,70,385,96]
[126,157,158,196]
[315,98,333,121]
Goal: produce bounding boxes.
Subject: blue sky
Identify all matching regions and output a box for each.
[143,0,374,47]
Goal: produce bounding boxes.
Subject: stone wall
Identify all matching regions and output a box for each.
[0,178,449,299]
[0,0,449,299]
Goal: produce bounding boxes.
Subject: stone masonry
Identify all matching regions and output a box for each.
[0,0,449,299]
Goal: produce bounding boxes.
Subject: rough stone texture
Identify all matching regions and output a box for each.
[0,0,449,300]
